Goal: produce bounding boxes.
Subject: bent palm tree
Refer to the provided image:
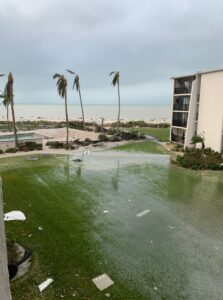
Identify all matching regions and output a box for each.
[191,135,205,154]
[66,69,85,130]
[110,71,120,133]
[0,75,10,130]
[53,73,69,144]
[5,73,18,148]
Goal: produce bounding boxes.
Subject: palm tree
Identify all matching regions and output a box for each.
[5,73,18,148]
[110,71,120,133]
[191,135,205,154]
[0,74,10,130]
[66,69,85,130]
[53,73,69,144]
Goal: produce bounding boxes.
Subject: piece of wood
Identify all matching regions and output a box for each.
[0,177,12,299]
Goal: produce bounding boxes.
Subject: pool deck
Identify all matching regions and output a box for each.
[0,178,12,300]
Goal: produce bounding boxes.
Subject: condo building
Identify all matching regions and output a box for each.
[170,69,223,153]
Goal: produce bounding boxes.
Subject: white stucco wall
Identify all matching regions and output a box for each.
[197,71,223,152]
[184,75,200,148]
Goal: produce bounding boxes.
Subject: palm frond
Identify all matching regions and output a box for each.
[53,73,62,79]
[66,69,76,75]
[73,75,80,91]
[109,71,116,76]
[0,74,5,77]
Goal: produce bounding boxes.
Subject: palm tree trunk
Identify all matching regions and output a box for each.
[78,87,85,130]
[10,97,18,149]
[117,82,121,133]
[6,104,10,131]
[65,92,69,145]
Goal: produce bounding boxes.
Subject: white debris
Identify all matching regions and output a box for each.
[38,226,43,231]
[128,199,131,202]
[103,210,109,213]
[28,234,32,238]
[168,225,175,229]
[137,210,151,217]
[154,286,158,291]
[92,273,114,291]
[4,211,26,221]
[38,278,53,292]
[105,293,110,297]
[150,240,153,244]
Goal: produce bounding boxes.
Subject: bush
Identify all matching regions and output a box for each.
[176,148,223,170]
[46,141,76,149]
[98,134,109,142]
[0,149,4,154]
[5,148,17,153]
[18,141,42,151]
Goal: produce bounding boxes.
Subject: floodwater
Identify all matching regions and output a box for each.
[2,151,223,299]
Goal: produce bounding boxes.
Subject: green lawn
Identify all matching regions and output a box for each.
[123,127,170,142]
[1,153,223,299]
[113,141,168,154]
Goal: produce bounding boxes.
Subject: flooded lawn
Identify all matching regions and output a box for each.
[1,151,223,299]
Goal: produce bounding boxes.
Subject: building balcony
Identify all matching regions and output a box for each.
[173,103,189,111]
[172,120,187,127]
[174,87,191,94]
[171,133,185,144]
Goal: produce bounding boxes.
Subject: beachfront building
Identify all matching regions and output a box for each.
[170,68,223,153]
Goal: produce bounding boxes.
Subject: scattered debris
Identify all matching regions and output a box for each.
[128,199,131,202]
[8,243,33,280]
[4,211,26,221]
[73,159,82,162]
[38,278,53,292]
[154,286,158,291]
[150,240,153,244]
[28,234,32,238]
[105,293,110,297]
[38,226,43,231]
[137,210,151,217]
[28,157,39,161]
[168,225,175,229]
[92,273,114,291]
[103,210,109,214]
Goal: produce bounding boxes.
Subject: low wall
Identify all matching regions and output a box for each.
[0,178,12,299]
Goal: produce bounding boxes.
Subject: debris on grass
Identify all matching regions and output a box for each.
[38,226,43,231]
[168,225,175,229]
[4,211,26,221]
[28,157,39,161]
[92,273,114,291]
[38,278,53,292]
[105,293,110,297]
[150,240,153,244]
[137,210,151,217]
[154,286,158,291]
[103,210,109,213]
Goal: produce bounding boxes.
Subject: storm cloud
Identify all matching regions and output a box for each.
[0,0,223,104]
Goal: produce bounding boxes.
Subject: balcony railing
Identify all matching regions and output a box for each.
[173,103,189,111]
[172,119,187,127]
[171,134,185,144]
[174,87,191,94]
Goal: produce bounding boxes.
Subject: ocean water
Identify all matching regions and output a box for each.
[0,104,171,122]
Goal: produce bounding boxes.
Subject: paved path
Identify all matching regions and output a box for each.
[0,178,12,300]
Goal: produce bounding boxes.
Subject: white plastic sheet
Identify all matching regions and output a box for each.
[4,211,26,221]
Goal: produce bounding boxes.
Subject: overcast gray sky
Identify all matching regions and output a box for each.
[0,0,223,105]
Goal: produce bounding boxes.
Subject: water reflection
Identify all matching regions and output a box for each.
[112,160,120,191]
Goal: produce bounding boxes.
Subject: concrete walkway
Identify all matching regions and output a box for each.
[0,178,12,300]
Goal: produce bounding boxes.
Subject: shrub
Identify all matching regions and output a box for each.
[18,141,42,151]
[98,134,109,142]
[176,148,223,170]
[0,149,4,154]
[5,148,17,153]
